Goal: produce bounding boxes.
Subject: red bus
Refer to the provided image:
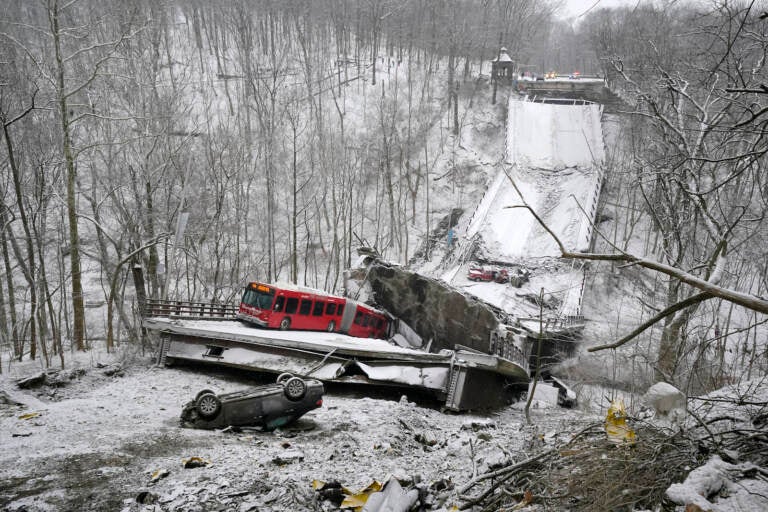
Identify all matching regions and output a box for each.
[237,282,389,339]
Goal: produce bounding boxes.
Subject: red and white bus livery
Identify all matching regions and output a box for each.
[238,282,389,339]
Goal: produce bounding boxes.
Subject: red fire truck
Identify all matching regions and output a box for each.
[238,282,389,339]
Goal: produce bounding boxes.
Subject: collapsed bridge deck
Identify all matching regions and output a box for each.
[145,315,529,411]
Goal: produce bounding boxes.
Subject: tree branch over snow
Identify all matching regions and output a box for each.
[502,169,768,318]
[587,292,712,352]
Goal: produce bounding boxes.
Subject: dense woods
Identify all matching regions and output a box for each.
[0,0,766,398]
[574,1,768,392]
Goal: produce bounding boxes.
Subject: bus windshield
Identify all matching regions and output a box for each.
[241,287,275,310]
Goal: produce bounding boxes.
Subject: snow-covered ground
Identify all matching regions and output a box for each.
[0,352,592,511]
[2,352,766,512]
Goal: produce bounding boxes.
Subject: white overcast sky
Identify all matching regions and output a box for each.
[560,0,646,19]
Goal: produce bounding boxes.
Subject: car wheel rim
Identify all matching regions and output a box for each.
[199,396,217,415]
[287,380,303,398]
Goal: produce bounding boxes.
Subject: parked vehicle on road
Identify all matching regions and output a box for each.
[180,374,324,430]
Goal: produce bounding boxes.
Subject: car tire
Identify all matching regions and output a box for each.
[195,389,216,402]
[327,320,336,332]
[196,393,222,420]
[283,377,307,401]
[279,317,291,330]
[276,372,294,384]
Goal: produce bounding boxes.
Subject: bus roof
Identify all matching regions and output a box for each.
[247,281,336,298]
[245,281,389,316]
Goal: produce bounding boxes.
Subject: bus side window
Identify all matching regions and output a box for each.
[337,304,344,316]
[299,299,312,315]
[312,301,325,316]
[326,303,336,316]
[274,296,285,312]
[354,311,364,325]
[285,298,299,314]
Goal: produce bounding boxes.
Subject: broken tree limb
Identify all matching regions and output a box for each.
[587,292,713,352]
[458,423,601,497]
[501,168,768,316]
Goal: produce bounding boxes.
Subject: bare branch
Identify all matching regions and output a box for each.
[588,292,713,352]
[501,170,768,315]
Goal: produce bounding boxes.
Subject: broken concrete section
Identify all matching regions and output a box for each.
[352,262,503,354]
[146,317,529,411]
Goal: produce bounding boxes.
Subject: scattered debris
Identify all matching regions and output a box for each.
[135,491,158,504]
[101,364,124,377]
[340,480,383,510]
[460,420,497,431]
[15,368,87,391]
[517,291,561,310]
[16,373,47,390]
[415,431,440,447]
[314,476,443,511]
[549,376,577,408]
[458,422,701,511]
[17,411,41,421]
[604,398,636,445]
[271,450,304,465]
[149,469,170,482]
[315,479,403,511]
[313,480,346,506]
[363,478,419,512]
[508,268,531,288]
[182,456,211,469]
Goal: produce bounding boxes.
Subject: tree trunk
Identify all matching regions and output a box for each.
[51,0,86,351]
[0,225,21,359]
[453,82,459,136]
[3,121,38,360]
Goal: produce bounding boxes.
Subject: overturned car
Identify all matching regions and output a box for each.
[180,374,324,430]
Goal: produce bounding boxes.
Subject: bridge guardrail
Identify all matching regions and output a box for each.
[142,299,238,320]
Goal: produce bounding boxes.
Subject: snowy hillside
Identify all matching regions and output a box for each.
[425,96,604,321]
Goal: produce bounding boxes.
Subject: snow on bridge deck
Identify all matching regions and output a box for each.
[447,96,605,319]
[146,317,529,408]
[507,98,604,170]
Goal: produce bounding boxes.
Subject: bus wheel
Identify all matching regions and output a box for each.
[279,317,291,330]
[327,320,336,332]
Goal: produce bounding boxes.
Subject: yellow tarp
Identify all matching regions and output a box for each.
[605,399,636,445]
